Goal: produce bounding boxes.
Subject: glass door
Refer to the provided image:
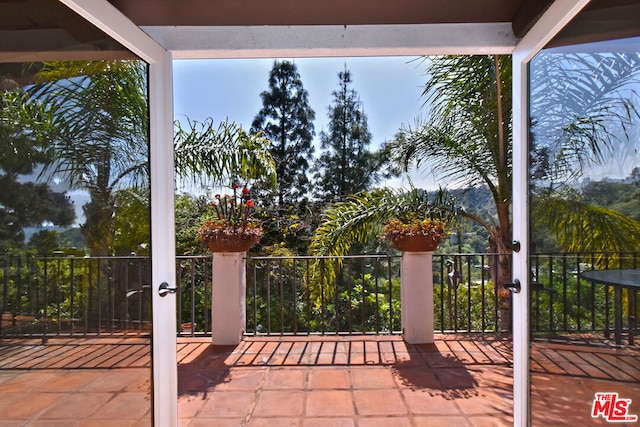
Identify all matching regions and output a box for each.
[527,9,640,426]
[0,1,171,424]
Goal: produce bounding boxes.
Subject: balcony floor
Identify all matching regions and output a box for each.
[0,335,638,426]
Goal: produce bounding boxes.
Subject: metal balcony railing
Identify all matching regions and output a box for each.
[1,252,638,342]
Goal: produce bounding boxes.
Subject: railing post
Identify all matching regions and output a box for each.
[211,252,246,345]
[401,251,434,344]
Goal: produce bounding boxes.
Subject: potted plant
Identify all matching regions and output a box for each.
[197,183,262,253]
[383,217,449,252]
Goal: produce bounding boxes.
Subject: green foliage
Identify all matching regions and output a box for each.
[533,196,640,267]
[174,193,209,255]
[0,86,76,250]
[246,255,402,335]
[310,186,460,258]
[113,188,150,255]
[308,186,460,302]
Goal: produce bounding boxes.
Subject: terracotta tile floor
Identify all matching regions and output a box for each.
[0,335,638,426]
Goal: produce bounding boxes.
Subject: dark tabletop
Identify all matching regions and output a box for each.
[580,269,640,288]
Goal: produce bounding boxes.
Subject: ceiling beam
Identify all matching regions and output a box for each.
[146,23,517,59]
[512,0,555,38]
[110,0,518,26]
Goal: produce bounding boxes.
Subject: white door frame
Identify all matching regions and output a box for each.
[57,1,592,426]
[57,1,178,426]
[511,1,590,426]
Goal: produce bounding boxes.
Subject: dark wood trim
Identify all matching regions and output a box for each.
[108,0,519,26]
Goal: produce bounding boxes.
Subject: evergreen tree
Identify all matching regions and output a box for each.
[251,61,315,207]
[312,66,383,203]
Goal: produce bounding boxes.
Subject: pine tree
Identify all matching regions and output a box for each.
[251,60,315,207]
[312,66,383,203]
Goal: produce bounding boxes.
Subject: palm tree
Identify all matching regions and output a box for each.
[390,55,514,329]
[395,52,640,329]
[26,60,149,256]
[529,50,640,267]
[312,52,640,331]
[7,61,276,256]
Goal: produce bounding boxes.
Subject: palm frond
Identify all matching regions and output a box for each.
[307,186,461,300]
[534,196,640,267]
[174,117,276,187]
[531,52,640,182]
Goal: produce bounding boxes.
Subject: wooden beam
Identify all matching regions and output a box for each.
[109,0,519,26]
[512,0,555,38]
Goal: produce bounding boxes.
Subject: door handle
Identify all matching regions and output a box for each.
[505,279,521,294]
[158,282,178,297]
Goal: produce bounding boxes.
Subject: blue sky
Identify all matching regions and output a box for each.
[173,56,426,143]
[172,56,442,189]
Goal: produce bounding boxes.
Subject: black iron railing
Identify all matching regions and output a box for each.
[0,255,152,337]
[1,252,638,342]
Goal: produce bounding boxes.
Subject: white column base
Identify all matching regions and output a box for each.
[401,251,435,344]
[211,252,246,345]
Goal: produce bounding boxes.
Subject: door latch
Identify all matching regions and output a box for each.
[158,282,178,297]
[505,279,521,294]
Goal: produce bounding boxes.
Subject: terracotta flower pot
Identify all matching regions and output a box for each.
[203,232,260,252]
[391,234,442,252]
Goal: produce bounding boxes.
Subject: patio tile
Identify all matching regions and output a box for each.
[401,389,462,415]
[263,367,307,389]
[305,390,355,416]
[80,369,150,392]
[433,367,479,391]
[0,371,58,392]
[353,389,408,416]
[38,370,103,392]
[308,367,351,389]
[188,418,246,427]
[412,416,472,426]
[179,370,226,394]
[213,367,266,391]
[178,394,207,419]
[87,391,151,420]
[70,420,142,427]
[38,392,114,419]
[247,417,300,427]
[1,392,60,419]
[468,415,513,426]
[198,391,256,418]
[2,335,639,426]
[356,416,413,427]
[303,417,355,427]
[351,366,397,389]
[392,365,442,390]
[252,390,304,417]
[455,391,510,415]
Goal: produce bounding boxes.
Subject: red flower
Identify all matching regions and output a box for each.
[246,200,255,208]
[233,183,240,189]
[242,187,249,195]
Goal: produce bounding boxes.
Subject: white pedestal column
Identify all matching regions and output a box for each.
[401,251,435,344]
[211,252,246,345]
